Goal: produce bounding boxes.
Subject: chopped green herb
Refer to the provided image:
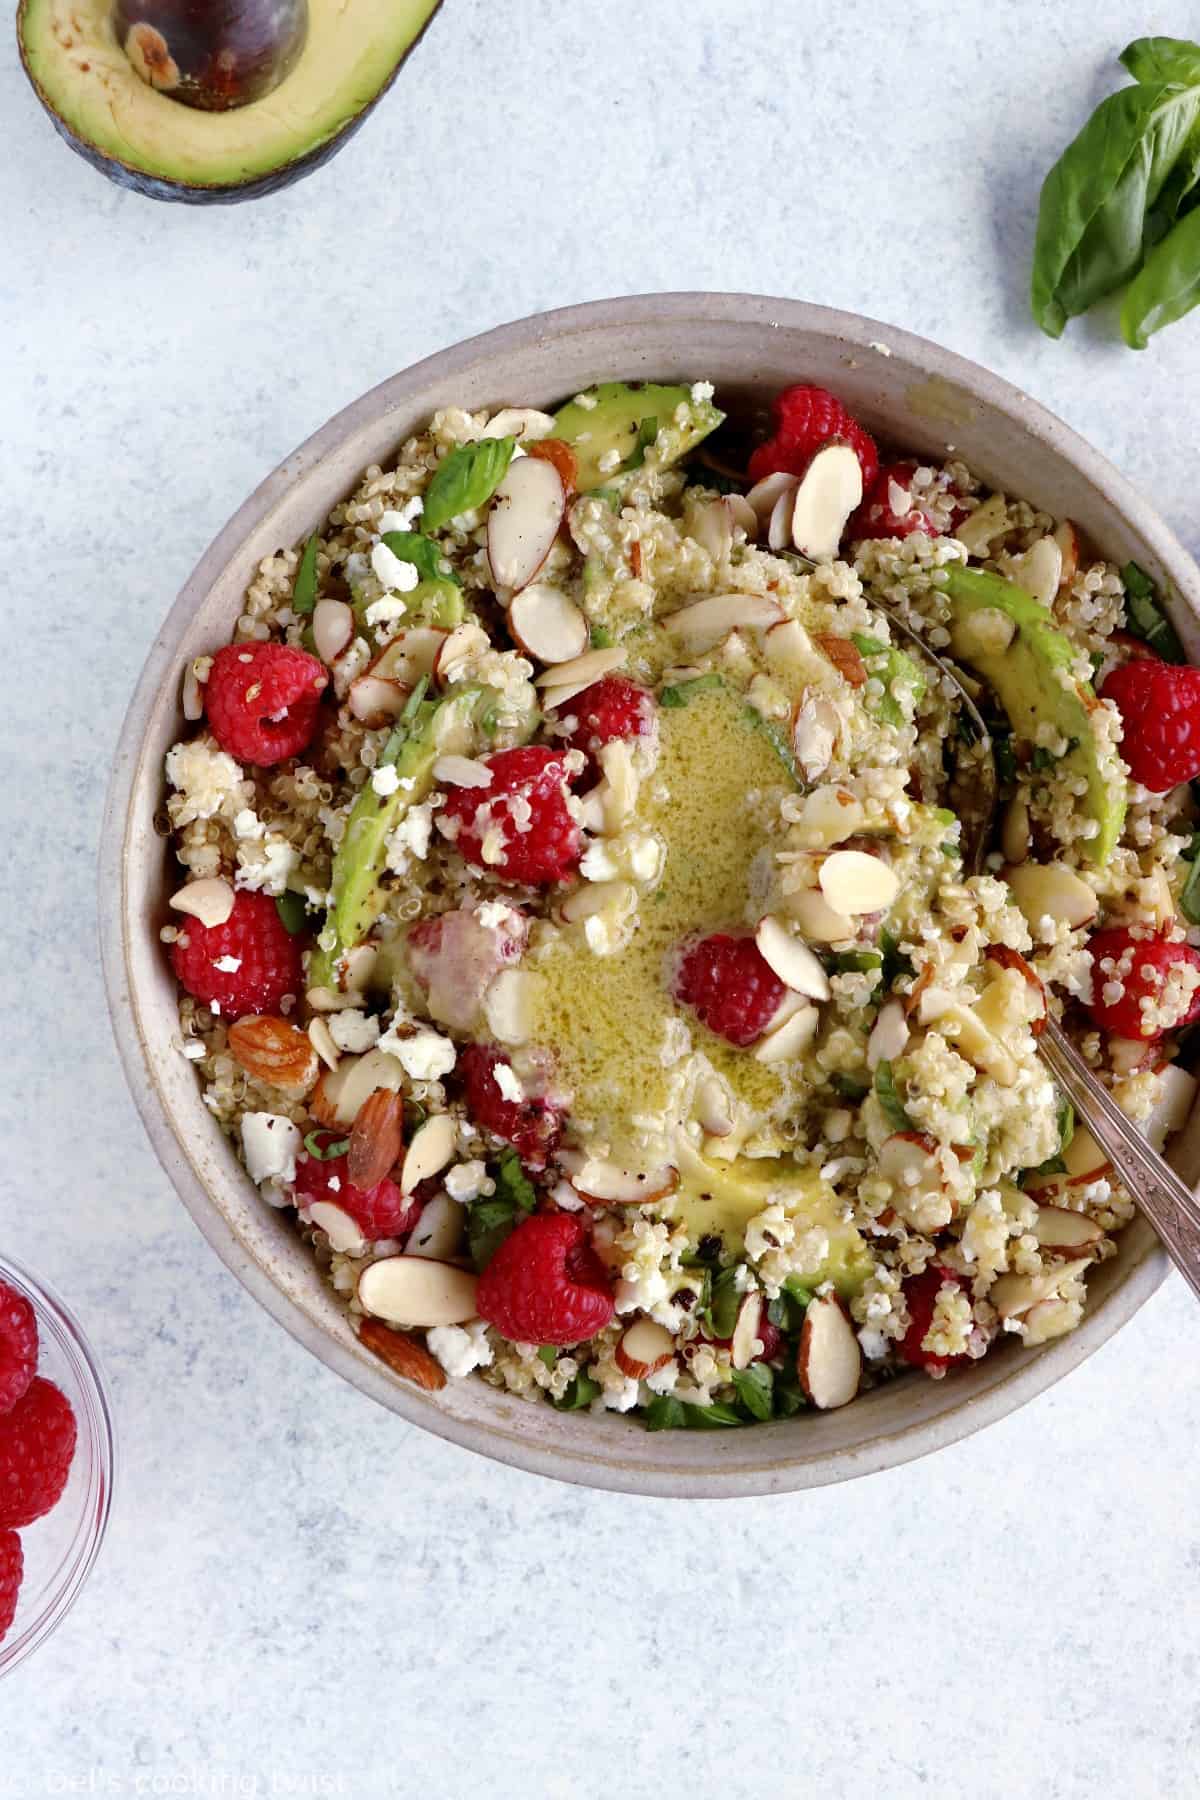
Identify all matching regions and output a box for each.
[852,632,926,728]
[422,437,515,534]
[292,533,320,615]
[553,1372,601,1412]
[643,1395,687,1431]
[378,676,431,767]
[994,733,1017,785]
[880,925,914,988]
[494,1148,537,1213]
[772,1367,808,1417]
[732,1362,774,1421]
[380,530,461,587]
[831,1072,870,1102]
[466,1152,537,1272]
[1121,561,1185,661]
[749,712,802,785]
[590,624,615,648]
[619,415,659,473]
[830,949,884,975]
[874,1059,915,1132]
[537,1346,558,1369]
[302,1131,349,1160]
[708,1268,742,1338]
[1181,835,1200,924]
[660,672,723,708]
[684,1400,743,1429]
[275,891,308,935]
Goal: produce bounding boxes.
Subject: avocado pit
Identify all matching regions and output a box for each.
[113,0,308,110]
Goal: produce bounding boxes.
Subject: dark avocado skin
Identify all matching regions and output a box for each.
[16,0,443,204]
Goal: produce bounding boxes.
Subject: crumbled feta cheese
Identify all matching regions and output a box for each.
[233,807,265,842]
[428,1320,494,1379]
[444,1160,488,1202]
[329,1010,380,1054]
[372,765,401,797]
[164,740,244,824]
[212,955,242,974]
[235,835,299,897]
[493,1062,524,1103]
[370,542,420,593]
[690,379,715,402]
[378,497,424,533]
[241,1113,301,1185]
[380,1026,456,1081]
[364,595,409,628]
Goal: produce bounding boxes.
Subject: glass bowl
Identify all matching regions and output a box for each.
[0,1252,116,1678]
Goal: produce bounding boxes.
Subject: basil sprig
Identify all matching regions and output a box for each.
[421,437,515,534]
[1032,38,1200,344]
[292,534,320,615]
[379,530,460,587]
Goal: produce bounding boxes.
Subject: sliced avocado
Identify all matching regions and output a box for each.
[851,633,927,728]
[552,382,724,493]
[352,578,464,640]
[18,0,442,203]
[943,566,1125,864]
[670,1141,873,1297]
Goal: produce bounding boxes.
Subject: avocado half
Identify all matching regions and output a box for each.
[17,0,443,203]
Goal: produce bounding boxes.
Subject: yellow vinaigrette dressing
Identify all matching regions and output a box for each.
[529,684,866,1275]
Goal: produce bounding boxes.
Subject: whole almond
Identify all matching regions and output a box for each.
[813,633,867,688]
[357,1318,446,1392]
[347,1088,405,1190]
[228,1016,318,1096]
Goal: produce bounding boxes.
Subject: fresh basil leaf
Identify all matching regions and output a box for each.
[830,949,884,975]
[766,1295,788,1330]
[303,1131,349,1160]
[292,534,320,615]
[708,1269,742,1338]
[773,1368,807,1418]
[780,1277,814,1334]
[831,1071,870,1102]
[422,437,515,534]
[880,925,914,989]
[553,1372,601,1412]
[379,530,461,586]
[1121,37,1200,89]
[494,1148,537,1215]
[467,1198,520,1272]
[1122,203,1200,345]
[1181,837,1200,924]
[660,672,723,708]
[643,1395,687,1431]
[275,891,309,935]
[683,1400,743,1429]
[1031,79,1200,337]
[1120,562,1185,659]
[1057,1098,1075,1155]
[874,1059,915,1132]
[732,1362,774,1422]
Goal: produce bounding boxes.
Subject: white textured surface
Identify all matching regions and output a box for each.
[3,0,1200,1790]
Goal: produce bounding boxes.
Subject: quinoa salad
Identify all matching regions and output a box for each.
[158,376,1200,1426]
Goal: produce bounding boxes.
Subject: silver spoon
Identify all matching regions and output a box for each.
[882,604,1200,1296]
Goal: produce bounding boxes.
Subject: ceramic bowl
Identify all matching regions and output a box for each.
[100,294,1200,1497]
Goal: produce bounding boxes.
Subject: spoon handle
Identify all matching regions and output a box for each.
[1039,1018,1200,1303]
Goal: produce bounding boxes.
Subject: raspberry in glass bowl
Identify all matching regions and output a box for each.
[0,1253,116,1679]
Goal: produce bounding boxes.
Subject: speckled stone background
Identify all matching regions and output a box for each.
[3,0,1200,1792]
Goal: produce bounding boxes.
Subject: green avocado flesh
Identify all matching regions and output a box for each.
[943,566,1126,864]
[18,0,440,196]
[552,382,724,492]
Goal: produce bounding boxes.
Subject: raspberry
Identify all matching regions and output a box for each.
[1099,660,1200,792]
[849,460,939,542]
[672,933,787,1047]
[898,1267,971,1375]
[171,889,305,1017]
[439,747,581,886]
[293,1133,421,1241]
[1085,927,1200,1041]
[552,677,656,768]
[204,642,328,766]
[458,1044,561,1170]
[0,1530,21,1644]
[476,1212,615,1345]
[0,1283,37,1417]
[0,1378,77,1529]
[746,384,878,493]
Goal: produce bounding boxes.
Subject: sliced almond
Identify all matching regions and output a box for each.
[755,915,831,1000]
[786,887,856,944]
[537,645,628,709]
[1139,1062,1198,1153]
[936,999,1019,1087]
[790,785,864,851]
[348,673,408,727]
[788,441,863,559]
[768,486,797,551]
[399,1112,458,1196]
[1063,1124,1109,1180]
[433,753,493,788]
[228,1016,318,1096]
[746,470,799,531]
[819,849,899,916]
[689,497,735,563]
[1000,793,1031,864]
[1053,519,1080,590]
[306,1201,368,1255]
[866,999,909,1071]
[797,1292,862,1409]
[357,1256,479,1328]
[181,659,206,721]
[559,878,637,926]
[404,1191,466,1262]
[310,1047,407,1130]
[730,1291,764,1370]
[169,877,235,930]
[755,997,819,1063]
[482,407,556,442]
[313,597,354,665]
[989,1270,1061,1321]
[434,622,491,687]
[307,1016,340,1071]
[1021,1296,1080,1345]
[348,1087,405,1190]
[1033,1206,1103,1256]
[357,1317,447,1390]
[953,490,1009,555]
[791,696,841,781]
[1005,862,1098,932]
[877,1131,947,1208]
[559,1151,679,1206]
[487,454,565,592]
[727,493,758,538]
[371,626,448,687]
[615,1317,676,1379]
[694,1073,734,1137]
[1011,536,1063,610]
[665,592,785,652]
[814,633,868,688]
[508,584,589,664]
[482,967,536,1046]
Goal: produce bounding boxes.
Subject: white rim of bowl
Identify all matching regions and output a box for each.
[0,1253,117,1676]
[98,292,1196,1496]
